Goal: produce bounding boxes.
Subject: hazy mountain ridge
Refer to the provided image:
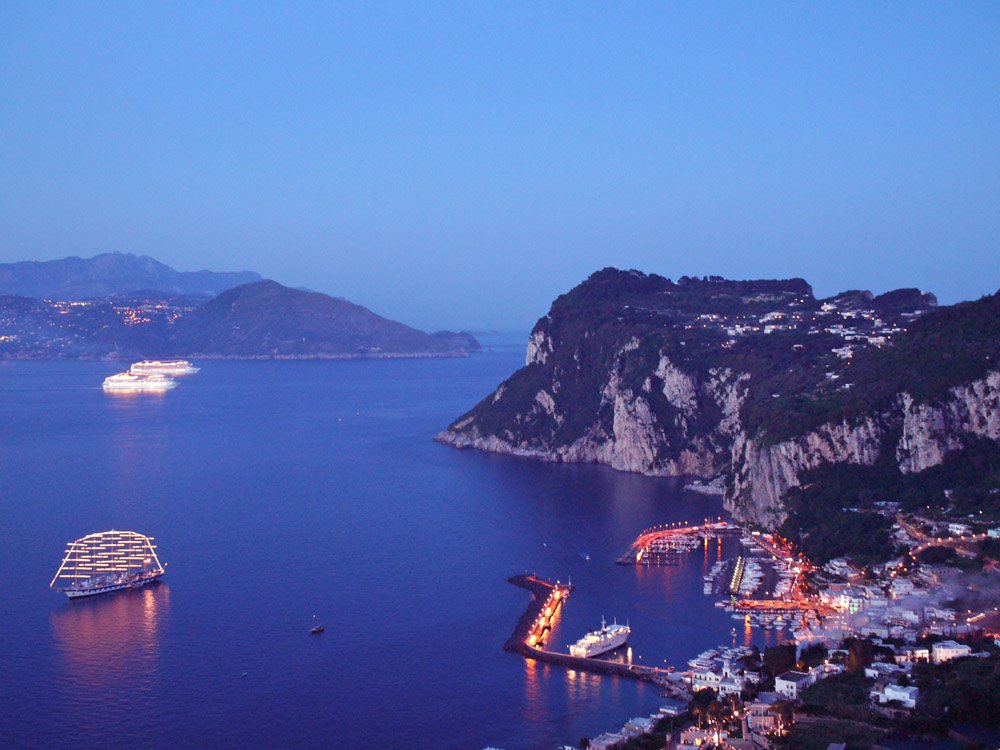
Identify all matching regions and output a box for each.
[0,252,262,299]
[0,254,479,359]
[439,268,997,527]
[171,280,478,358]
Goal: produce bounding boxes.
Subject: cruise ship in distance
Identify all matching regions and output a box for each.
[50,530,166,599]
[568,617,631,658]
[130,359,200,376]
[103,372,178,392]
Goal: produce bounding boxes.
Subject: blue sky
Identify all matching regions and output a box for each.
[1,3,998,331]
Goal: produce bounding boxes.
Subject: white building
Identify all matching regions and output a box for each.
[925,606,956,622]
[840,589,867,614]
[894,646,930,665]
[810,662,845,681]
[888,578,915,599]
[623,717,656,735]
[871,681,919,709]
[824,558,858,579]
[590,732,627,750]
[746,692,782,734]
[678,728,729,748]
[948,523,971,536]
[864,662,908,680]
[775,671,813,700]
[932,640,972,664]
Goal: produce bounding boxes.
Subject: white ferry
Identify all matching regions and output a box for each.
[50,530,165,599]
[568,617,630,658]
[130,360,200,376]
[103,372,178,392]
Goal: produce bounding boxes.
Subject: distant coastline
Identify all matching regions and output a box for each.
[0,350,475,362]
[0,254,480,361]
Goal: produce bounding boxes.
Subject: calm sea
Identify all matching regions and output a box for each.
[0,341,781,749]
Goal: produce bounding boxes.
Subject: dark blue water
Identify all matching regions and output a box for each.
[0,345,776,749]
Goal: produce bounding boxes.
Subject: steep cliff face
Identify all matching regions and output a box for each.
[440,342,746,477]
[896,371,1000,473]
[439,269,998,527]
[727,416,887,526]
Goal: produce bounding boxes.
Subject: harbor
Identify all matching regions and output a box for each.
[615,518,741,565]
[504,575,691,698]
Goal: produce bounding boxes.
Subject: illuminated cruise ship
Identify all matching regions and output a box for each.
[50,530,166,599]
[102,372,178,392]
[568,617,630,658]
[129,360,200,376]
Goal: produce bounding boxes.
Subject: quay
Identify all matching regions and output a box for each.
[504,575,688,698]
[615,519,740,565]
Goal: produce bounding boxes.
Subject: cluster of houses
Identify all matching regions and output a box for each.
[586,702,686,750]
[682,301,913,354]
[577,502,1000,750]
[582,632,990,749]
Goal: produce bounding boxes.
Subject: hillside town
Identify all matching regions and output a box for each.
[575,508,1000,750]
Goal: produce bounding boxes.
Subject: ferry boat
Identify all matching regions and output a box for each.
[102,372,178,392]
[568,617,630,658]
[129,360,200,376]
[50,530,165,599]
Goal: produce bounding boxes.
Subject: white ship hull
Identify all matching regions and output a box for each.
[63,571,164,599]
[130,360,200,376]
[103,372,178,391]
[570,629,629,657]
[569,618,631,658]
[103,381,178,392]
[51,530,167,600]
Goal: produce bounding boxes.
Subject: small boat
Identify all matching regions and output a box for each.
[310,624,325,635]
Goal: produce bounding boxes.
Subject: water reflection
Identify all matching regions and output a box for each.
[563,667,602,702]
[51,584,169,690]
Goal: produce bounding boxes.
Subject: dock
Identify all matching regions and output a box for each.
[615,519,740,565]
[504,575,688,697]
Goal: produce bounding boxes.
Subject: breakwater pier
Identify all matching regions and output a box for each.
[504,575,689,698]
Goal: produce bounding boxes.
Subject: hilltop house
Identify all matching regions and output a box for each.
[775,671,813,700]
[932,640,972,664]
[871,681,919,709]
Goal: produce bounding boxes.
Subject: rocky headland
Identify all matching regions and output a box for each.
[439,269,1000,529]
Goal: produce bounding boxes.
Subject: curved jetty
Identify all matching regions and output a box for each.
[615,519,740,565]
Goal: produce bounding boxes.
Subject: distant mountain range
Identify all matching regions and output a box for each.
[172,280,477,358]
[0,253,262,299]
[0,253,479,359]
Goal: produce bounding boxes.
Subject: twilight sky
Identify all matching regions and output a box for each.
[1,3,998,331]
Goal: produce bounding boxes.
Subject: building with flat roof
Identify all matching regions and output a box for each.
[932,640,971,664]
[775,670,813,700]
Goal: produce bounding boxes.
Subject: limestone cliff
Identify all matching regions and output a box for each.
[439,269,999,527]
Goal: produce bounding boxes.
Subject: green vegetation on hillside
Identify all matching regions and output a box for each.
[779,439,1000,564]
[760,291,1000,443]
[915,655,1000,728]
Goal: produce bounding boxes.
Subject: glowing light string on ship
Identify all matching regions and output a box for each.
[50,530,165,599]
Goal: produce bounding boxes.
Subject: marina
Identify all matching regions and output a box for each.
[616,518,741,565]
